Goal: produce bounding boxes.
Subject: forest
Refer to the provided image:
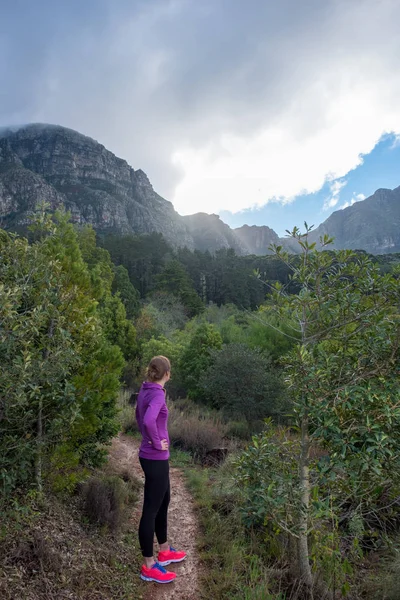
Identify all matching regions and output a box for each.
[1,210,400,599]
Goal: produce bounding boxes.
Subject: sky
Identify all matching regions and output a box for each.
[1,0,400,235]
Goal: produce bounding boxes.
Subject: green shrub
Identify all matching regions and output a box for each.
[180,323,222,401]
[46,444,89,494]
[200,343,285,423]
[234,423,300,531]
[209,455,243,517]
[225,420,252,441]
[0,215,125,496]
[140,334,187,398]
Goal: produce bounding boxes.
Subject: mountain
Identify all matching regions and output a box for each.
[309,187,400,254]
[0,124,265,253]
[1,124,400,256]
[0,124,194,248]
[182,213,247,254]
[236,187,400,255]
[234,224,280,255]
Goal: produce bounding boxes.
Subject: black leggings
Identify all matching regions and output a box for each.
[139,458,170,558]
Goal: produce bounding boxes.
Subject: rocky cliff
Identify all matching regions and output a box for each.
[0,124,194,248]
[236,187,400,255]
[234,224,280,255]
[182,213,247,254]
[310,186,400,254]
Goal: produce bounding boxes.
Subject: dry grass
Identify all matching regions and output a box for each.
[184,465,278,599]
[82,475,130,532]
[117,388,138,434]
[168,401,227,462]
[0,493,145,600]
[359,538,400,600]
[0,462,144,600]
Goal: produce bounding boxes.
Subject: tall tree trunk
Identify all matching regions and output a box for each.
[298,412,313,588]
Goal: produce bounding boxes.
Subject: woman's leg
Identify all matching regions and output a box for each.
[139,458,169,564]
[155,476,187,566]
[155,479,170,548]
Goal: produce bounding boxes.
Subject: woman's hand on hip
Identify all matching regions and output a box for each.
[161,439,169,451]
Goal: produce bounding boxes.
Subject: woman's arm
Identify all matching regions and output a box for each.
[143,389,165,450]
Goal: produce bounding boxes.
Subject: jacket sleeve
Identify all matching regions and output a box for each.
[142,390,165,450]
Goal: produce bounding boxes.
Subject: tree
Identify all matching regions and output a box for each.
[142,292,187,338]
[0,213,124,495]
[112,264,141,320]
[100,232,172,297]
[77,226,114,300]
[180,323,223,401]
[98,294,137,361]
[155,259,204,317]
[264,225,400,588]
[77,226,139,363]
[200,343,284,422]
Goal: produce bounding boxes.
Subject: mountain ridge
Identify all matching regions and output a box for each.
[0,123,399,255]
[309,186,400,253]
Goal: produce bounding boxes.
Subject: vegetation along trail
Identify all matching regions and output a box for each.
[108,433,201,600]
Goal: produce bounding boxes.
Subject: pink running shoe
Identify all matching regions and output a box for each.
[158,546,187,566]
[140,562,177,584]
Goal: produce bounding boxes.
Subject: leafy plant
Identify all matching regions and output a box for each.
[200,343,285,423]
[180,322,223,401]
[0,211,124,495]
[262,225,400,588]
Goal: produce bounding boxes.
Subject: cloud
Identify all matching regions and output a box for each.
[323,180,347,211]
[1,0,400,215]
[338,193,366,210]
[391,134,400,149]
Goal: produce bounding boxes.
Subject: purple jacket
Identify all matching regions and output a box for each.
[135,382,170,460]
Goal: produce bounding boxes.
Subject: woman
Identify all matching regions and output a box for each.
[135,355,186,584]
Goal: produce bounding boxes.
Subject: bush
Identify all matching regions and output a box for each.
[82,476,129,532]
[225,420,252,441]
[171,397,197,413]
[200,343,285,423]
[209,454,243,516]
[180,323,223,401]
[234,423,300,530]
[7,530,63,576]
[0,217,127,496]
[119,469,142,505]
[46,444,89,494]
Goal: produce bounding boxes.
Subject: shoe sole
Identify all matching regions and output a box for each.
[158,556,187,567]
[140,574,176,584]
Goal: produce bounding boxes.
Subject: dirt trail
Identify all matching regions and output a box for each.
[108,434,201,600]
